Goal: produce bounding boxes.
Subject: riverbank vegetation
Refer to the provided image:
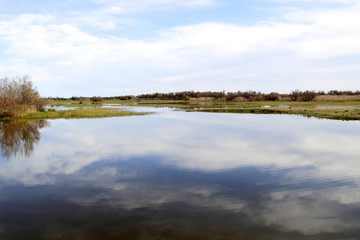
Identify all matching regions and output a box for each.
[188,105,360,121]
[0,76,149,120]
[50,90,360,103]
[1,77,359,121]
[48,97,360,121]
[115,90,360,102]
[0,76,47,118]
[4,109,149,120]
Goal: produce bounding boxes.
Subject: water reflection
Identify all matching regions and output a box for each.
[0,120,49,159]
[0,111,359,239]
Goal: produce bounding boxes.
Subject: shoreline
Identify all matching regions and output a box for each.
[1,108,150,120]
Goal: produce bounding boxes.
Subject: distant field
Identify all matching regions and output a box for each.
[48,99,360,121]
[315,95,360,101]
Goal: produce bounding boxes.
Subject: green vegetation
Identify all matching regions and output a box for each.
[48,98,360,121]
[190,106,360,121]
[181,101,360,120]
[4,109,149,120]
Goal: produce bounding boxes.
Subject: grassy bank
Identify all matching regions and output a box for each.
[125,99,360,120]
[191,107,360,120]
[3,109,149,120]
[182,101,360,120]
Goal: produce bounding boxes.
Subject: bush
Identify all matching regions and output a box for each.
[0,76,47,117]
[301,90,317,101]
[264,92,279,101]
[290,90,301,101]
[290,90,317,101]
[90,96,103,104]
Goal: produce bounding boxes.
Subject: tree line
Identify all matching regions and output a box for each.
[49,89,360,103]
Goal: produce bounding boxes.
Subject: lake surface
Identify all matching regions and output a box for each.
[0,108,360,240]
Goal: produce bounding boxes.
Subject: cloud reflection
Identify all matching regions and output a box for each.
[0,110,360,237]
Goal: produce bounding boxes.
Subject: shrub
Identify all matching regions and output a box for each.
[119,95,134,100]
[70,96,79,101]
[301,90,317,101]
[289,90,317,101]
[0,76,47,117]
[290,90,301,101]
[226,93,237,101]
[264,92,279,101]
[184,96,191,101]
[90,96,103,104]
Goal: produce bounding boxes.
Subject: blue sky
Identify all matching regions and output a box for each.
[0,0,359,97]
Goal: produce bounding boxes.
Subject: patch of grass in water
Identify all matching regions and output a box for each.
[5,109,150,120]
[190,107,360,120]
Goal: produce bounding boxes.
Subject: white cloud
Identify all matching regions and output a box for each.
[266,0,359,3]
[91,0,215,10]
[70,0,215,30]
[1,0,360,96]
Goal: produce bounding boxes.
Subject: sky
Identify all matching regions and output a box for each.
[0,0,359,97]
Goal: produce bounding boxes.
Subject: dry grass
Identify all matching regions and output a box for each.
[315,95,360,101]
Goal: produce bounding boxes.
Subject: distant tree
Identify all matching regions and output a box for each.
[70,96,79,101]
[301,90,317,101]
[225,92,237,101]
[90,96,103,104]
[0,76,47,117]
[290,90,301,101]
[264,92,279,101]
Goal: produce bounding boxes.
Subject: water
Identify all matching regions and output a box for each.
[0,108,360,239]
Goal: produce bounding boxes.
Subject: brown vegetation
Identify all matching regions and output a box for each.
[315,95,360,101]
[90,96,103,104]
[0,76,47,117]
[132,90,360,102]
[50,90,360,103]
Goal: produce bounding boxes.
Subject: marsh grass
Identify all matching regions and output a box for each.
[191,107,360,120]
[48,99,360,120]
[126,99,360,120]
[4,109,150,120]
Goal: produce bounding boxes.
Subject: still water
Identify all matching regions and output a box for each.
[0,108,360,240]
